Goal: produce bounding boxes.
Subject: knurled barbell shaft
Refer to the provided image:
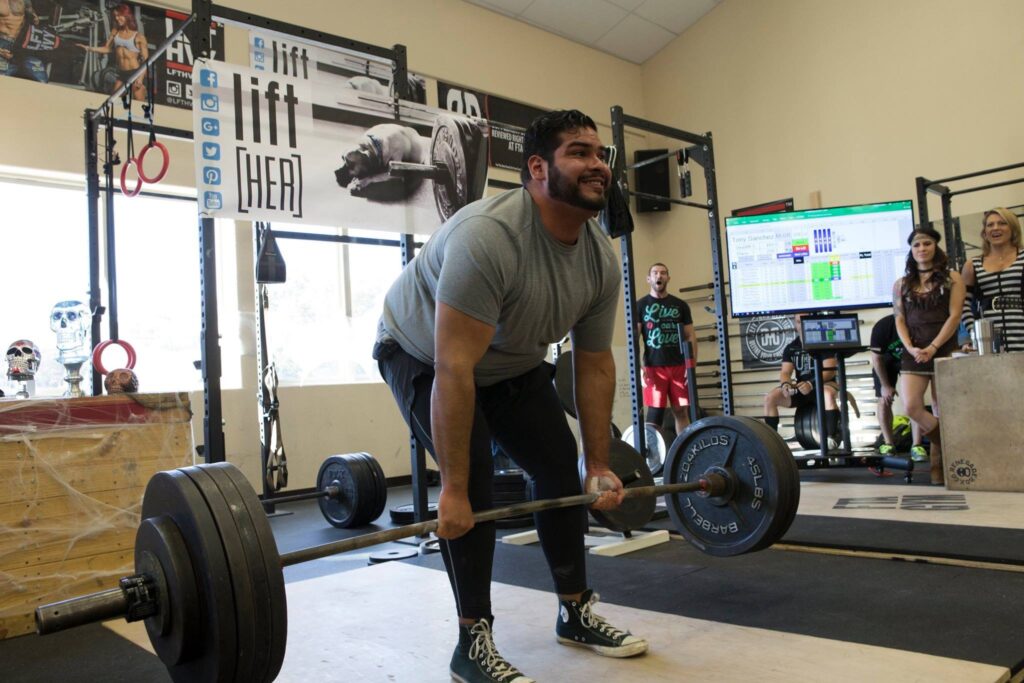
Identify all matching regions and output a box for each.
[260,485,340,507]
[278,475,723,567]
[35,474,723,635]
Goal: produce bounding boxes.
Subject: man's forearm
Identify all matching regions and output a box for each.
[575,352,616,472]
[430,366,475,494]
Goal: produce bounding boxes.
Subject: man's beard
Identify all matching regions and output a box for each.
[548,162,607,212]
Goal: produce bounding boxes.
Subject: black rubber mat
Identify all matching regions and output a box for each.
[412,539,1024,675]
[781,515,1024,565]
[1,623,171,683]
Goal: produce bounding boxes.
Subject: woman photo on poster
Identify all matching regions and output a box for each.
[76,3,147,100]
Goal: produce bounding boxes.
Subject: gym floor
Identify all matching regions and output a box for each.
[4,467,1024,682]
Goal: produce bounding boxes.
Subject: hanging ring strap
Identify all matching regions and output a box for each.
[119,96,142,197]
[137,64,169,184]
[263,363,288,490]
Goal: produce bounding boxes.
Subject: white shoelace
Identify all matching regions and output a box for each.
[469,621,523,681]
[578,593,628,640]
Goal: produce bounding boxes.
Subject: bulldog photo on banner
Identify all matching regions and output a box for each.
[192,58,488,234]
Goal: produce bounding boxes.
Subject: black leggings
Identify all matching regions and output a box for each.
[376,341,587,619]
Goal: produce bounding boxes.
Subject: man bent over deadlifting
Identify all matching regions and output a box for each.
[375,109,647,683]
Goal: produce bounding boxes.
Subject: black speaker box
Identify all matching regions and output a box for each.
[634,149,670,213]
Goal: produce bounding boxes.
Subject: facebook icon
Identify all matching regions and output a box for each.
[199,69,218,88]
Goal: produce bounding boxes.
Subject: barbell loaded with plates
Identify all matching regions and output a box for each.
[34,416,799,683]
[260,453,387,529]
[388,114,484,221]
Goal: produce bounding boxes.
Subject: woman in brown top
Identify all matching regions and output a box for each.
[892,226,965,485]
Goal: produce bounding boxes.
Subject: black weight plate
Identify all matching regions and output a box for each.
[553,351,576,418]
[344,454,381,527]
[663,415,789,557]
[134,516,199,668]
[368,548,419,564]
[390,502,438,524]
[794,404,819,449]
[621,423,669,476]
[354,452,389,523]
[579,439,656,532]
[199,465,274,682]
[183,466,259,683]
[317,455,361,528]
[431,115,470,220]
[140,469,237,683]
[741,419,796,551]
[748,419,801,549]
[219,463,287,682]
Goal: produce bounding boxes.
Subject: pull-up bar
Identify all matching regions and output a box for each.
[88,14,196,121]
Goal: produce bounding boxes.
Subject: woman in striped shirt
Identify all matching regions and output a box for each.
[961,208,1024,352]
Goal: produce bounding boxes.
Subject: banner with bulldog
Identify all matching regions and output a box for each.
[0,0,223,108]
[192,58,489,233]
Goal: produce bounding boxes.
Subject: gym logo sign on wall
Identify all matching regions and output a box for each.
[740,316,796,370]
[947,459,979,487]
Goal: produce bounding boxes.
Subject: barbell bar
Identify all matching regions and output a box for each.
[36,473,724,637]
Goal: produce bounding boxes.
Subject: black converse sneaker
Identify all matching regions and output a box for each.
[450,616,535,683]
[556,590,648,658]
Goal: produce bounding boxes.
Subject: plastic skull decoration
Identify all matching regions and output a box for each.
[50,300,91,360]
[6,339,41,379]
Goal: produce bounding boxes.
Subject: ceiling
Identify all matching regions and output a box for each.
[463,0,720,64]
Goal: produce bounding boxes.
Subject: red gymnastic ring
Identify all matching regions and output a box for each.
[92,339,138,375]
[137,140,170,184]
[120,158,143,197]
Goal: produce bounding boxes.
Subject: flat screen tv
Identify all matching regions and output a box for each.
[724,200,915,318]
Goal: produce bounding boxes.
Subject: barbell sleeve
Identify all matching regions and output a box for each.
[35,587,128,635]
[389,160,451,182]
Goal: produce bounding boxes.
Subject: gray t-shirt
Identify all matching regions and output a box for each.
[380,188,621,386]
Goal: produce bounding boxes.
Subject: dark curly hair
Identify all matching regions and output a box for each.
[519,109,597,185]
[901,226,950,300]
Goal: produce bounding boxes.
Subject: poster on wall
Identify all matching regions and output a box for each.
[738,315,797,369]
[191,58,489,233]
[248,30,427,104]
[437,81,546,172]
[0,1,223,108]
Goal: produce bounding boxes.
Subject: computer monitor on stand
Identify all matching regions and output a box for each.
[799,313,863,457]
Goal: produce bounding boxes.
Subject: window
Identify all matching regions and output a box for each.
[261,225,416,386]
[0,179,239,397]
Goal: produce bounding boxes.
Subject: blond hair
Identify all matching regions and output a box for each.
[981,207,1022,256]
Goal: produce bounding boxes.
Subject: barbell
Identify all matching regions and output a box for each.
[259,453,387,529]
[386,114,483,222]
[33,415,799,683]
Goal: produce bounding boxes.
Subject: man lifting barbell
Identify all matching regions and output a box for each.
[374,109,647,683]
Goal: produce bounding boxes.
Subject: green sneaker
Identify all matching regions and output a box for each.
[910,445,928,462]
[878,444,895,456]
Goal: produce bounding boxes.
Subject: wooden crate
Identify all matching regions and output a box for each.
[0,393,193,639]
[935,355,1024,492]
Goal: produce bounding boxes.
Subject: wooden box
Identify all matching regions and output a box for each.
[0,393,194,639]
[935,354,1024,492]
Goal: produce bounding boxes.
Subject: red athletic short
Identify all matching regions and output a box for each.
[642,365,689,408]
